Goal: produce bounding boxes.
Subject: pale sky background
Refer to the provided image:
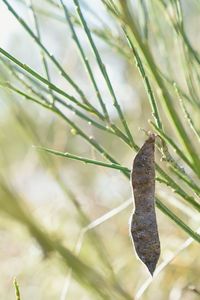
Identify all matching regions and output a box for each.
[0,1,19,47]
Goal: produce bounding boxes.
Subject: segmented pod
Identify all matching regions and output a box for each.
[130,134,160,275]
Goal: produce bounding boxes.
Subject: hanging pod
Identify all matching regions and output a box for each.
[130,134,160,275]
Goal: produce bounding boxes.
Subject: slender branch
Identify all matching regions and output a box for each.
[125,30,162,130]
[156,199,200,243]
[119,1,200,175]
[179,97,200,144]
[37,146,130,173]
[60,0,109,121]
[0,47,102,116]
[73,0,135,147]
[151,122,194,171]
[2,0,88,103]
[36,147,200,243]
[28,0,55,105]
[2,78,199,213]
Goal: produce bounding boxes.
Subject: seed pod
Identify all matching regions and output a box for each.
[130,134,160,275]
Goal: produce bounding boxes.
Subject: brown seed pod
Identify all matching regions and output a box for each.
[130,134,160,275]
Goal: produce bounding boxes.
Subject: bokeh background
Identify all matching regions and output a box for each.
[0,0,200,299]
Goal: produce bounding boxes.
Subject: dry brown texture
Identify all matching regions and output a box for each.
[130,134,160,275]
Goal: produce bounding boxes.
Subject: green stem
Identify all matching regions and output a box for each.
[73,0,135,147]
[156,176,200,212]
[156,198,200,243]
[0,80,113,134]
[120,2,200,175]
[169,166,200,197]
[28,0,55,105]
[0,67,135,148]
[37,146,130,173]
[125,30,162,129]
[2,79,199,213]
[179,97,200,145]
[2,0,88,103]
[151,122,195,172]
[60,0,109,121]
[0,47,102,116]
[38,147,200,242]
[13,279,21,300]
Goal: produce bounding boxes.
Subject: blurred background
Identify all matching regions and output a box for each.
[0,0,200,299]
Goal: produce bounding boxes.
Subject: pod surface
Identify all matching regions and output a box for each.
[130,134,160,275]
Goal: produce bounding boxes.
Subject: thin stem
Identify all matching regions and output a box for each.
[159,69,200,109]
[28,0,55,105]
[60,0,109,121]
[2,0,89,103]
[0,183,131,300]
[151,122,196,174]
[156,198,200,243]
[0,79,113,136]
[19,0,130,60]
[36,146,200,242]
[158,0,200,66]
[2,78,200,212]
[13,278,21,300]
[136,226,200,299]
[37,146,130,173]
[119,2,200,175]
[35,141,200,213]
[1,57,138,150]
[4,77,200,212]
[156,176,200,212]
[73,0,135,147]
[2,55,200,236]
[2,81,130,177]
[0,47,103,117]
[169,166,200,197]
[1,62,135,148]
[125,29,162,130]
[179,97,200,145]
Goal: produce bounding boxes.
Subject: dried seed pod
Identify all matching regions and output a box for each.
[130,134,160,275]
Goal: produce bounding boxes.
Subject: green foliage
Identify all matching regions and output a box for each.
[13,278,21,300]
[0,0,199,299]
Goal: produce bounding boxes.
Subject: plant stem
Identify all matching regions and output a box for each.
[73,0,135,147]
[28,0,55,105]
[2,0,88,103]
[119,1,200,175]
[0,47,101,116]
[60,0,109,121]
[125,30,162,130]
[156,198,200,243]
[37,146,130,173]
